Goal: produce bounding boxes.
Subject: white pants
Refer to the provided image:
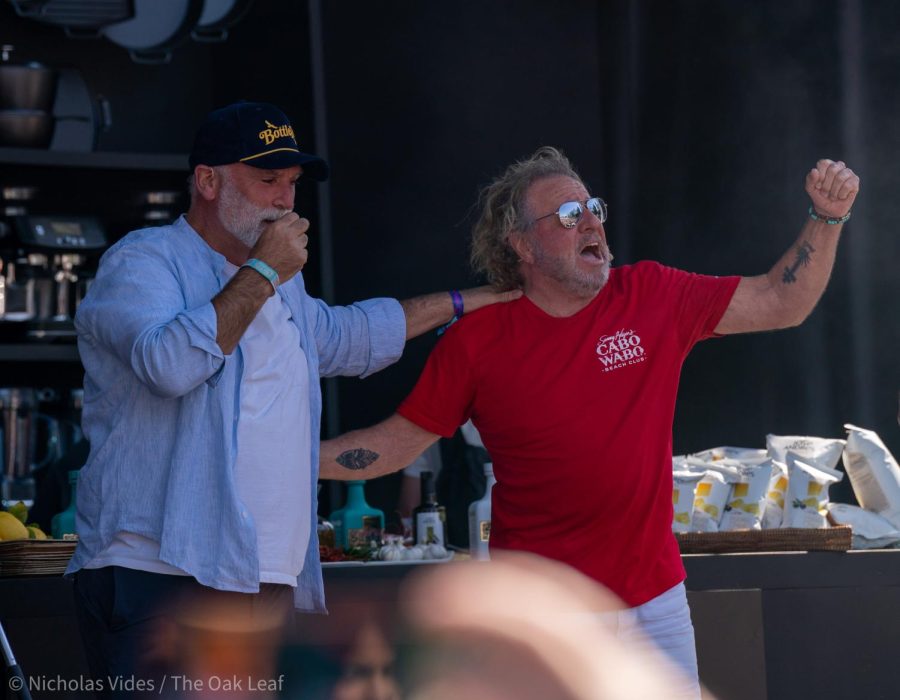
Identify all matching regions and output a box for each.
[601,582,701,700]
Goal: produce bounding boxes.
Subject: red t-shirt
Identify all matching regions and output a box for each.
[398,261,740,606]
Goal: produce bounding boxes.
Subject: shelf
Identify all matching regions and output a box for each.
[0,147,189,172]
[0,343,80,362]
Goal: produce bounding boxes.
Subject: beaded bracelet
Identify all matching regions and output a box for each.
[808,206,851,225]
[437,290,464,336]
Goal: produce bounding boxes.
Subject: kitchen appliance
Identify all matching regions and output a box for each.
[0,47,108,150]
[191,0,254,42]
[0,44,57,111]
[0,44,59,148]
[0,387,60,508]
[0,109,54,147]
[49,67,112,152]
[102,0,204,64]
[0,214,106,335]
[8,0,134,38]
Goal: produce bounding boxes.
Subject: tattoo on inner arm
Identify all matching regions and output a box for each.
[336,448,380,470]
[782,241,815,284]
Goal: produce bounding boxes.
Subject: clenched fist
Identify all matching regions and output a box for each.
[249,212,310,285]
[805,159,860,220]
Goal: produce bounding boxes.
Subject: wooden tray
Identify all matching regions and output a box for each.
[675,525,852,554]
[0,539,77,577]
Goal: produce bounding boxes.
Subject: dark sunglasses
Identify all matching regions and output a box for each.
[532,197,608,229]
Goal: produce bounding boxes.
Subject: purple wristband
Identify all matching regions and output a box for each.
[437,290,464,336]
[450,289,464,318]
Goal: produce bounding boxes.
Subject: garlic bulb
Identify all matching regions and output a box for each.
[403,544,425,560]
[379,536,405,561]
[424,543,448,560]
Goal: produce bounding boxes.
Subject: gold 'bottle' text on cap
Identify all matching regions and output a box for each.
[258,120,295,145]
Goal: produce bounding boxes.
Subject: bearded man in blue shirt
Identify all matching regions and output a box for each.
[67,101,516,695]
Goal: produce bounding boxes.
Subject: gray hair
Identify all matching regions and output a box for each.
[470,146,583,290]
[187,165,228,204]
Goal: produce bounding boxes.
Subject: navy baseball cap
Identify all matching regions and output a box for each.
[188,101,329,180]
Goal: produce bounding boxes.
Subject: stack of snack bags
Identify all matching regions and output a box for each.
[672,425,900,548]
[766,435,845,529]
[673,449,772,533]
[829,424,900,549]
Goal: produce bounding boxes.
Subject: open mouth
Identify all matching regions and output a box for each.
[580,241,604,261]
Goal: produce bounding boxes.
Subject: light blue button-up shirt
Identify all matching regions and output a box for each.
[66,216,405,612]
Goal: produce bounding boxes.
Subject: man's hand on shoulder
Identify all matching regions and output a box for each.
[400,285,522,340]
[460,285,523,315]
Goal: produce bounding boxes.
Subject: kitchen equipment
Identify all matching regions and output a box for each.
[0,45,58,111]
[0,215,106,328]
[50,253,83,320]
[0,48,105,149]
[102,0,205,64]
[14,214,107,251]
[49,67,112,152]
[8,0,134,38]
[191,0,254,42]
[1,387,60,509]
[0,109,54,148]
[11,215,106,322]
[0,253,49,321]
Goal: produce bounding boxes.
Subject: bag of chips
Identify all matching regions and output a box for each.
[841,424,900,529]
[692,446,769,465]
[761,460,789,529]
[782,452,843,528]
[719,460,774,531]
[827,503,900,549]
[766,434,845,471]
[688,461,740,532]
[673,470,705,533]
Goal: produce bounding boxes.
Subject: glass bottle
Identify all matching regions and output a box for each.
[51,470,79,540]
[413,471,446,546]
[468,462,495,560]
[329,480,384,550]
[316,516,336,548]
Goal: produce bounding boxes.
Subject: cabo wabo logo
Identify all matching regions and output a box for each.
[259,120,296,145]
[596,328,647,372]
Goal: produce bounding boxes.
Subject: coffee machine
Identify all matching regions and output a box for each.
[0,387,59,508]
[0,208,106,338]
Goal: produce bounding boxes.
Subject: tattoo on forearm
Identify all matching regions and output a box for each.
[782,241,815,284]
[336,448,379,470]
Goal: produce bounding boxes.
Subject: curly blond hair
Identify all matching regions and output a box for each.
[470,146,583,290]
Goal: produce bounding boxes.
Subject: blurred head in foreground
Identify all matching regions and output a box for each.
[398,552,709,700]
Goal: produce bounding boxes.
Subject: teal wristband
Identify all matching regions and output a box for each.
[808,206,851,225]
[241,258,279,294]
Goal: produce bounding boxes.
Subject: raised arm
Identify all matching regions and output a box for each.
[400,286,521,340]
[320,413,441,481]
[715,159,860,335]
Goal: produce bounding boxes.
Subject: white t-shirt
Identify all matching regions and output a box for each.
[88,263,312,586]
[230,266,311,585]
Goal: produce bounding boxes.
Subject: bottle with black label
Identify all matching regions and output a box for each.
[413,470,446,546]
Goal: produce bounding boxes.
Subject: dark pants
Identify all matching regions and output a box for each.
[73,567,294,699]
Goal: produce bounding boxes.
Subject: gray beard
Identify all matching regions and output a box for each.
[532,244,614,298]
[217,178,288,248]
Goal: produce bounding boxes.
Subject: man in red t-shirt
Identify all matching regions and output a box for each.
[321,147,859,696]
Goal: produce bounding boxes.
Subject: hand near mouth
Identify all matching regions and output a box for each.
[250,212,310,284]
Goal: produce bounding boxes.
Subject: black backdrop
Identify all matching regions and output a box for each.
[3,0,898,512]
[315,0,900,509]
